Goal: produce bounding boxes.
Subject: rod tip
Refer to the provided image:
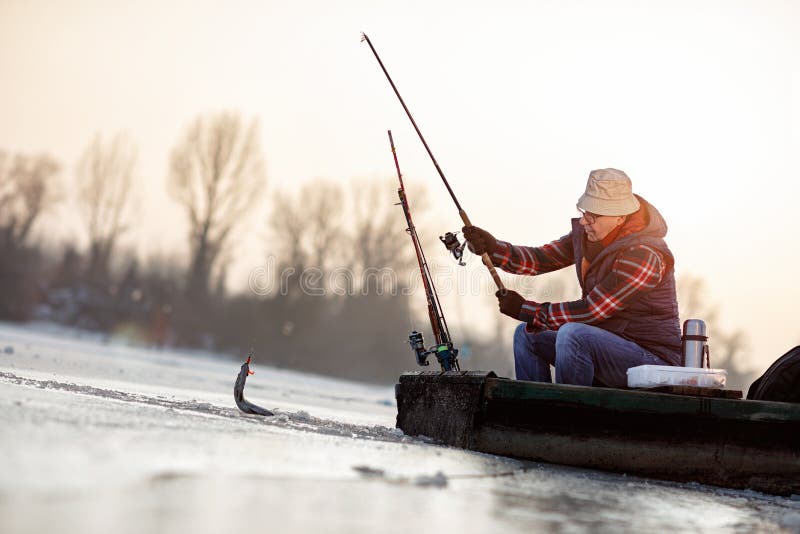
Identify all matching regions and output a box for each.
[360,32,368,42]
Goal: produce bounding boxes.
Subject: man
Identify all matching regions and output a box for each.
[463,168,681,387]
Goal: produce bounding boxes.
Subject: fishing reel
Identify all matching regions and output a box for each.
[439,231,466,266]
[408,330,460,372]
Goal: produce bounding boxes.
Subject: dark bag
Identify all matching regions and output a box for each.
[746,345,800,403]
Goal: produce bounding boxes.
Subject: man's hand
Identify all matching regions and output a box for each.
[462,226,498,256]
[495,289,525,320]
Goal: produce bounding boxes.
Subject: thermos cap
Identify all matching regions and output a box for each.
[683,319,707,338]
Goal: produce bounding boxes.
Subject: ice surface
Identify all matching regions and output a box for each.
[1,322,799,534]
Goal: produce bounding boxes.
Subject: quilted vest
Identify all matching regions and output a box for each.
[570,197,682,366]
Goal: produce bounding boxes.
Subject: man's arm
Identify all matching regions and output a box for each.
[491,233,575,276]
[462,225,575,276]
[508,244,665,329]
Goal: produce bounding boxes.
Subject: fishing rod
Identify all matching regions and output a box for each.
[389,130,459,372]
[361,32,506,291]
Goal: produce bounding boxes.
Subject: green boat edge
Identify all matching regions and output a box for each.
[395,371,800,496]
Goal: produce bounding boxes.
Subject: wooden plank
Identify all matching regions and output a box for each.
[640,385,743,399]
[483,378,800,422]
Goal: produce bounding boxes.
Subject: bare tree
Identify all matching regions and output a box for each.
[76,132,137,281]
[169,112,266,298]
[269,188,309,270]
[0,150,60,252]
[0,151,10,213]
[269,179,345,272]
[306,181,345,269]
[350,178,418,279]
[265,177,431,299]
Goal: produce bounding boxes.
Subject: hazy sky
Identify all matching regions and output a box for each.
[2,0,799,370]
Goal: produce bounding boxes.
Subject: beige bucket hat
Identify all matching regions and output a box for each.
[576,168,640,216]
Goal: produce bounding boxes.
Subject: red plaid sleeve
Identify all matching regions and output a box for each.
[518,244,666,331]
[491,232,575,276]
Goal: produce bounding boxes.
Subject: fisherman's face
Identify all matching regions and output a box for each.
[579,210,626,242]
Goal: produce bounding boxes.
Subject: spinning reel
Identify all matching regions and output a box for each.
[439,231,466,266]
[408,330,460,372]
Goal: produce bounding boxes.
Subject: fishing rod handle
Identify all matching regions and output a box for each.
[458,210,506,291]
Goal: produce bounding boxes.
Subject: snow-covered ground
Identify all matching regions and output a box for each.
[1,322,799,534]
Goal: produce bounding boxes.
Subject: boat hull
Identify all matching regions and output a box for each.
[395,371,800,495]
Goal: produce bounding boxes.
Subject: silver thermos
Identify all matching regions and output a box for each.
[682,319,709,368]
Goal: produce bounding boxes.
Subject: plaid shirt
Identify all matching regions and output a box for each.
[492,234,666,332]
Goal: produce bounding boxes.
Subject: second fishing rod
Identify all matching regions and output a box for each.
[361,32,506,292]
[389,129,459,372]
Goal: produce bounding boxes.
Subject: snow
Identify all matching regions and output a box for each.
[1,322,799,534]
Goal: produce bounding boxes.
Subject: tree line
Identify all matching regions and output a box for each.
[0,111,514,382]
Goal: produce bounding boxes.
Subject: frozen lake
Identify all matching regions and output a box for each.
[1,322,799,534]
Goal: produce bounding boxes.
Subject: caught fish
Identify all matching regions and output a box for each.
[234,352,274,416]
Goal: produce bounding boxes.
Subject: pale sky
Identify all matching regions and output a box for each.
[2,0,799,371]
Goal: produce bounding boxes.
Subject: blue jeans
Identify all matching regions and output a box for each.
[513,322,669,387]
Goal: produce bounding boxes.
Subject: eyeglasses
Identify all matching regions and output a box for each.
[576,207,600,224]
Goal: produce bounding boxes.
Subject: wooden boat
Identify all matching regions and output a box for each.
[395,371,800,495]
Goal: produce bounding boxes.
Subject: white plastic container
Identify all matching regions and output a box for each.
[627,365,727,389]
